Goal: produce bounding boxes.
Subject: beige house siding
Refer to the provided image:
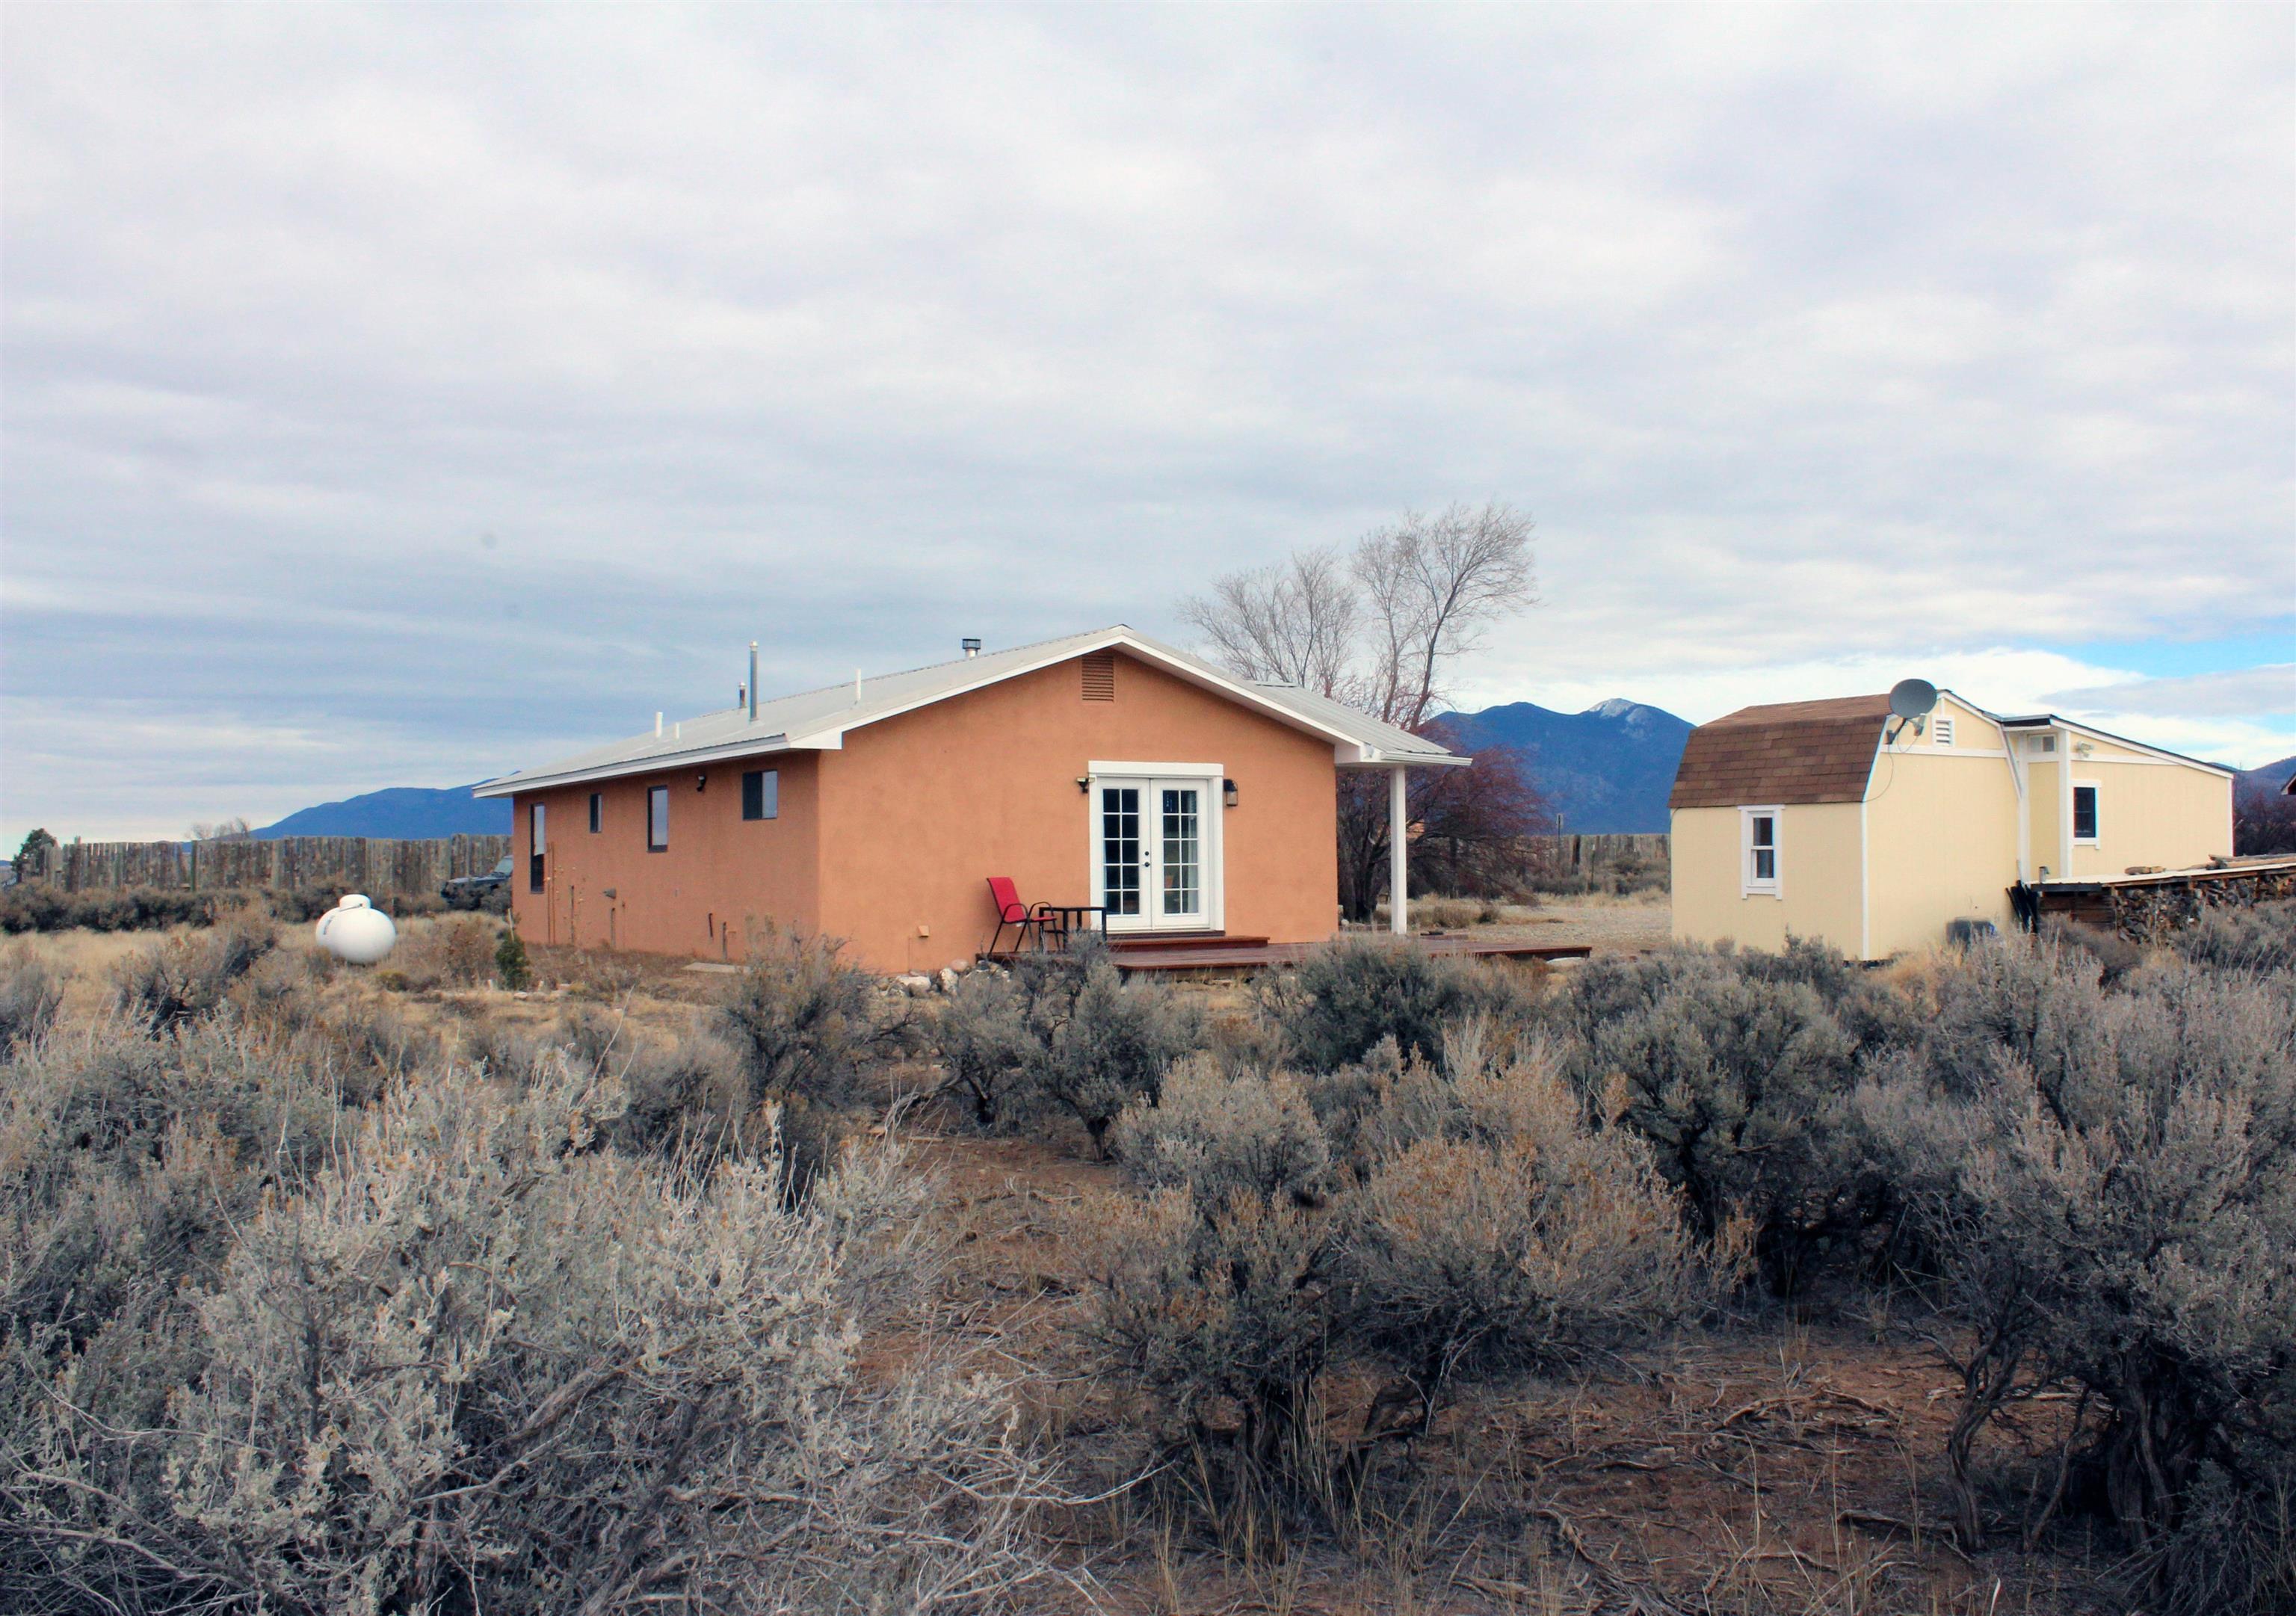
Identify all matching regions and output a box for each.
[2061,756,2231,880]
[1670,801,1866,956]
[2025,756,2064,878]
[1863,748,2020,956]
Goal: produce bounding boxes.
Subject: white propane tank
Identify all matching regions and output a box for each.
[316,894,397,964]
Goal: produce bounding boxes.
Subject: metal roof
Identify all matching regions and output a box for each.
[1992,712,2234,775]
[473,625,1466,798]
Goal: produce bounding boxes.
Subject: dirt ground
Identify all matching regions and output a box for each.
[1455,891,1674,957]
[912,1127,2120,1616]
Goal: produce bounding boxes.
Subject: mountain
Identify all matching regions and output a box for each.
[2235,755,2295,797]
[1434,697,1694,833]
[256,785,510,840]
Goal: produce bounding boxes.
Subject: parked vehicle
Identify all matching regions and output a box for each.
[442,855,513,910]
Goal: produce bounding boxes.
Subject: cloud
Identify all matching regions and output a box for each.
[2046,664,2296,721]
[3,7,2291,838]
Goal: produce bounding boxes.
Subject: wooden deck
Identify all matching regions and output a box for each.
[987,933,1593,975]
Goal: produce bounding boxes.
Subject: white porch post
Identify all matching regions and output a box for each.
[1389,764,1409,936]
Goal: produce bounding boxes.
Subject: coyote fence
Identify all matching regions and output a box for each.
[1524,833,1669,879]
[32,836,511,898]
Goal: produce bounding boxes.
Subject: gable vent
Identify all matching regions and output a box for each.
[1081,651,1115,702]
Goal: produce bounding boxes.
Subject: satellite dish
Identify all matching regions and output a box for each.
[1889,679,1939,722]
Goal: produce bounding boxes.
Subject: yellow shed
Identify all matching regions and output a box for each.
[1669,691,2234,960]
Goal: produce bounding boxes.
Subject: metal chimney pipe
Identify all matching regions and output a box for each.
[961,637,982,659]
[747,642,759,721]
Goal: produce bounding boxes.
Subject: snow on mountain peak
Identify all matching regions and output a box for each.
[1587,697,1643,720]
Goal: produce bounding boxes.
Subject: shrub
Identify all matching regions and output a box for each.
[1072,1038,1719,1515]
[1867,945,2296,1606]
[1555,948,1859,1287]
[1339,1065,1708,1434]
[933,967,1039,1126]
[110,913,275,1034]
[1031,950,1199,1156]
[0,948,62,1052]
[268,886,448,923]
[390,913,499,990]
[2170,899,2296,978]
[1111,1058,1332,1207]
[495,925,532,990]
[1067,1184,1335,1475]
[718,929,892,1112]
[1265,937,1528,1073]
[0,884,223,934]
[931,941,1200,1153]
[5,1059,1055,1615]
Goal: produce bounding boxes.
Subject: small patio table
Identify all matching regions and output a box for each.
[1037,904,1106,949]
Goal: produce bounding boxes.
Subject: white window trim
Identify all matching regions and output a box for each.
[2071,779,2101,846]
[1740,804,1783,898]
[1084,762,1226,933]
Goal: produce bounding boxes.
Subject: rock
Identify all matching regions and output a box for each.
[946,958,974,975]
[936,966,961,994]
[895,972,934,997]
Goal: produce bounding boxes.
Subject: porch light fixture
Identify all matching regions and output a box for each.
[1223,778,1239,808]
[1076,775,1091,793]
[696,773,708,792]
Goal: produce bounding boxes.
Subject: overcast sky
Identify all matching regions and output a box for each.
[4,4,2292,843]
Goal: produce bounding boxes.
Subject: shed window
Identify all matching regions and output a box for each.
[742,768,778,821]
[2072,784,2099,843]
[588,792,602,833]
[528,804,546,893]
[647,786,670,851]
[1741,806,1781,896]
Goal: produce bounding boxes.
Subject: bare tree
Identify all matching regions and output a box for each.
[188,815,252,842]
[1182,502,1540,919]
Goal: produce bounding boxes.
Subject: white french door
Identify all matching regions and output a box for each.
[1091,768,1221,934]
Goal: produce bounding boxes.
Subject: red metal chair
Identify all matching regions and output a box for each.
[986,876,1052,957]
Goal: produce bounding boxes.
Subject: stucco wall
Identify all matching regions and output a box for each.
[1670,801,1865,957]
[1863,747,2019,956]
[814,651,1340,973]
[510,650,1344,972]
[509,752,822,956]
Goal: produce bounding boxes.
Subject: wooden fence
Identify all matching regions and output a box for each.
[1523,833,1670,877]
[31,836,512,898]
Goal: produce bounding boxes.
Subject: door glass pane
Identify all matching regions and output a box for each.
[1101,787,1140,916]
[1161,787,1200,916]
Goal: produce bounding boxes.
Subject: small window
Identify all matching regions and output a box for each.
[528,803,546,893]
[1934,717,1954,746]
[1741,806,1781,895]
[742,768,778,821]
[2073,784,2099,843]
[647,785,670,851]
[588,792,602,833]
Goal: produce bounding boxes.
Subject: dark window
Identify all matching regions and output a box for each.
[588,792,602,833]
[2073,785,2098,842]
[742,768,778,821]
[1749,814,1776,883]
[528,803,546,892]
[648,786,670,851]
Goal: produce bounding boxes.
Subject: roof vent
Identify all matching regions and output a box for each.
[961,637,982,659]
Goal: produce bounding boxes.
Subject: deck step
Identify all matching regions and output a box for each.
[1105,933,1270,953]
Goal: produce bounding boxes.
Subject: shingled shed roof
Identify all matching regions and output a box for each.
[1668,694,1892,809]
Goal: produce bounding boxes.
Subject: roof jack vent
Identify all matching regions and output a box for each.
[747,641,759,722]
[961,637,982,659]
